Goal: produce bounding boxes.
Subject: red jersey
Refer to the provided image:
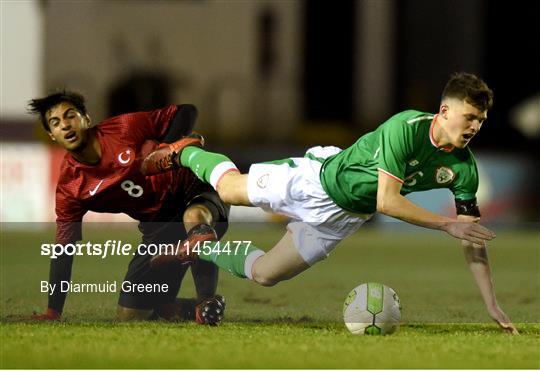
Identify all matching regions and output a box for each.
[55,105,206,244]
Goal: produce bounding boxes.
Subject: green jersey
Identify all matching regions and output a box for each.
[320,110,479,214]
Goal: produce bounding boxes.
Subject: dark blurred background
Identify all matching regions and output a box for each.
[1,0,539,222]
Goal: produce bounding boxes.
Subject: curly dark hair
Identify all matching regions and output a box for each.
[27,90,87,132]
[442,72,493,112]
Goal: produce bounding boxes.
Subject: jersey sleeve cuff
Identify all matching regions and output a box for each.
[377,168,404,184]
[454,193,476,201]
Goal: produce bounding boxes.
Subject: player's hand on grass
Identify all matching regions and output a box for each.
[496,320,519,335]
[445,221,495,245]
[31,308,61,321]
[488,306,519,335]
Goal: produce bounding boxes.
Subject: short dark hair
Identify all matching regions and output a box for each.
[442,72,493,112]
[27,90,87,131]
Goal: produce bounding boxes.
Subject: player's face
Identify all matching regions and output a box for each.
[441,99,487,148]
[46,102,91,152]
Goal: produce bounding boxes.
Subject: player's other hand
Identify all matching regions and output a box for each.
[445,221,495,245]
[31,308,61,321]
[489,306,519,335]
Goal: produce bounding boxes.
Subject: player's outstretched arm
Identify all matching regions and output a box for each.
[31,251,75,321]
[458,215,519,335]
[376,171,496,245]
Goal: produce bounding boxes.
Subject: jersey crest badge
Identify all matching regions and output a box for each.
[435,167,455,184]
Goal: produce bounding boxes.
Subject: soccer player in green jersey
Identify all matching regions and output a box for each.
[142,72,517,334]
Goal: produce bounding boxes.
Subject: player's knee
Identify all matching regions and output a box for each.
[251,269,281,287]
[215,185,235,205]
[116,305,153,321]
[254,275,279,287]
[216,173,249,206]
[183,204,212,225]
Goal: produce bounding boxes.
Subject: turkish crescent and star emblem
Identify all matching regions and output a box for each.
[117,148,134,166]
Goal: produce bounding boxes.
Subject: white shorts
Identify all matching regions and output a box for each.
[247,146,372,265]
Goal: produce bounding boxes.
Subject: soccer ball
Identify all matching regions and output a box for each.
[343,282,402,335]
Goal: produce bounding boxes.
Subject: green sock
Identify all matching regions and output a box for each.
[179,147,237,188]
[198,241,264,279]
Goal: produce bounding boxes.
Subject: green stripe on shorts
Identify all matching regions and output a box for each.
[304,152,325,163]
[261,158,298,167]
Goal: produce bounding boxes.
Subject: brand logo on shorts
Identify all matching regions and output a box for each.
[435,166,455,184]
[257,174,270,188]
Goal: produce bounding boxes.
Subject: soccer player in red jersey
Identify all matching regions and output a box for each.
[27,91,228,324]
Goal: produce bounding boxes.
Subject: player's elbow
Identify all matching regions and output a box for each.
[376,192,400,216]
[376,198,391,215]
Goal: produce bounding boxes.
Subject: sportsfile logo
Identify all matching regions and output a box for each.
[40,240,252,259]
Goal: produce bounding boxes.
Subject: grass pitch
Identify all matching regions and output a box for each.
[1,223,539,368]
[3,322,539,369]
